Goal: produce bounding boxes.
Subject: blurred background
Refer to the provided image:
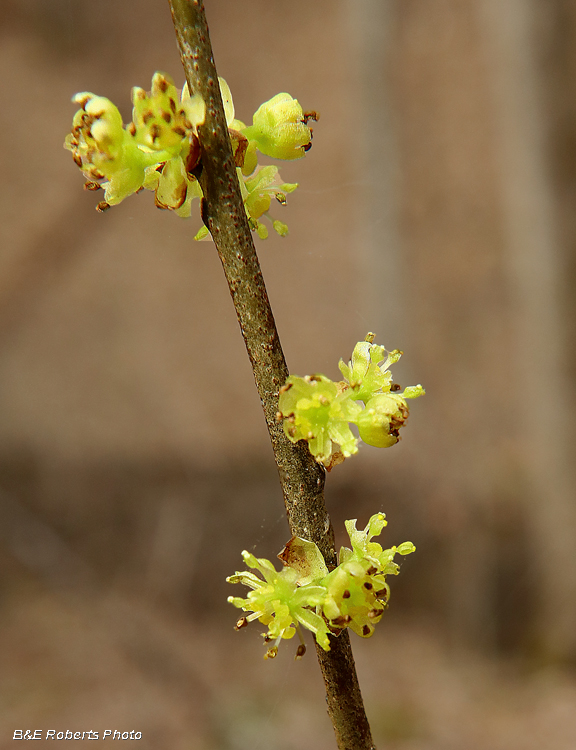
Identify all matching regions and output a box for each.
[1,0,576,747]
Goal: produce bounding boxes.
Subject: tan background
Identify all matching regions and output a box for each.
[1,1,576,747]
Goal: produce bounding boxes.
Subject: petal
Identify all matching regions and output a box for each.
[218,77,235,126]
[154,157,188,210]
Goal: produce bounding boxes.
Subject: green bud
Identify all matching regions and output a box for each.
[243,93,314,160]
[357,393,409,448]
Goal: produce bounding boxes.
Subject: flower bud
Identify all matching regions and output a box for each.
[243,93,312,160]
[357,393,409,448]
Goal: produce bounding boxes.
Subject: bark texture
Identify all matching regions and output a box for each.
[168,0,375,746]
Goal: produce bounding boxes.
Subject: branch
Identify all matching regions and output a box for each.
[168,1,375,747]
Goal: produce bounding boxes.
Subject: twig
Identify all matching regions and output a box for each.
[168,1,375,747]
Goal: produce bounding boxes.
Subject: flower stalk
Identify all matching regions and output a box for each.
[167,0,375,747]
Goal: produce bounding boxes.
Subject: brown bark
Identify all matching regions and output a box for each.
[168,0,375,746]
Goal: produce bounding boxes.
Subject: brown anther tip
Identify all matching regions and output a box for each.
[342,590,351,599]
[169,98,177,113]
[303,142,312,152]
[362,625,371,636]
[366,566,377,576]
[83,181,101,191]
[363,582,373,590]
[276,411,283,422]
[279,383,292,394]
[391,383,401,392]
[150,124,161,142]
[158,78,169,93]
[265,646,278,660]
[173,125,186,137]
[142,111,154,125]
[127,122,136,136]
[72,154,83,167]
[96,201,110,212]
[332,615,350,627]
[295,644,306,660]
[303,110,320,123]
[234,617,248,631]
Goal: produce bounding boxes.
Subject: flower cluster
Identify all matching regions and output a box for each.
[227,513,414,659]
[278,334,425,468]
[64,73,317,239]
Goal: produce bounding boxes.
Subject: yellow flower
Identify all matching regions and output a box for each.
[242,93,317,160]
